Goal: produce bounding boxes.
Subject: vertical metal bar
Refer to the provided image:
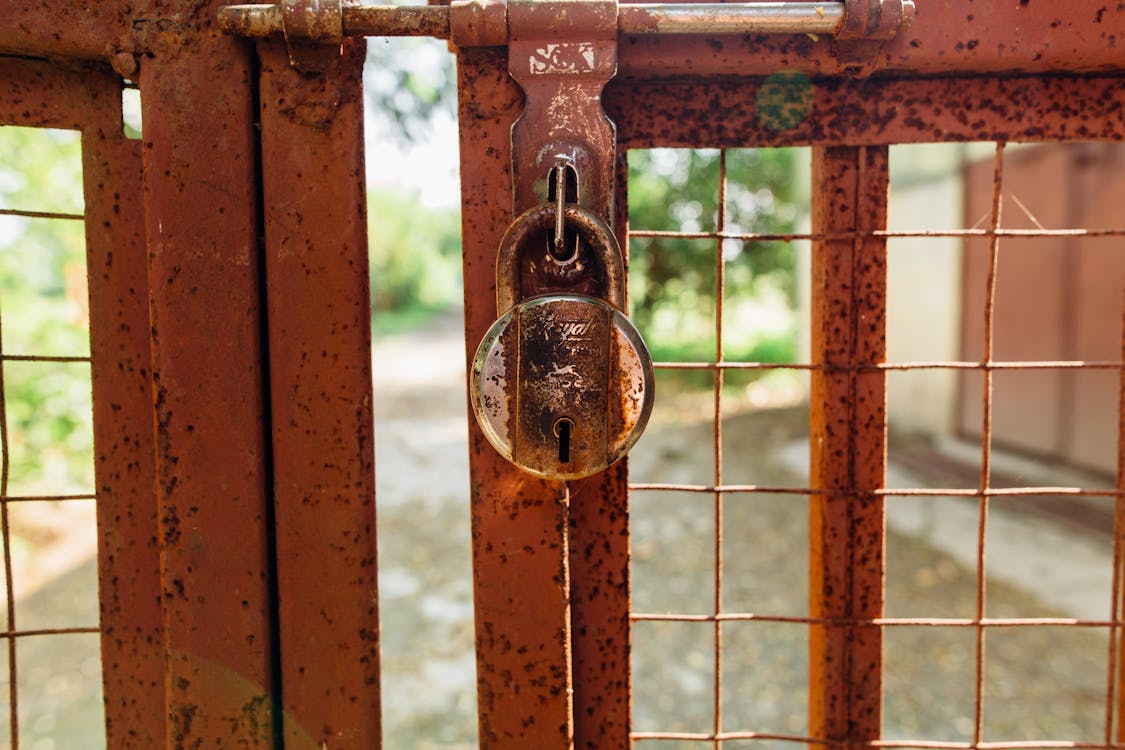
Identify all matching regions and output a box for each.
[0,286,16,749]
[257,37,381,748]
[139,33,276,747]
[713,149,727,749]
[808,145,887,750]
[81,73,166,749]
[569,149,633,750]
[1109,278,1125,743]
[457,46,575,749]
[974,143,1005,746]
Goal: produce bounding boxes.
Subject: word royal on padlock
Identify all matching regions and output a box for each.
[470,202,655,480]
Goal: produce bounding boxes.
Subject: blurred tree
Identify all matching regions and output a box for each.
[368,187,463,332]
[365,38,455,145]
[627,148,801,363]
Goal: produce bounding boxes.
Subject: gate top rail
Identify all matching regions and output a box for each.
[217,0,913,47]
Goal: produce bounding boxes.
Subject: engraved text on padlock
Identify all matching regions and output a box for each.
[470,203,654,480]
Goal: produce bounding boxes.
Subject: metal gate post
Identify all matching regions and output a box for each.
[1116,301,1125,740]
[457,45,576,748]
[81,76,166,750]
[0,58,166,749]
[566,152,632,750]
[809,145,888,748]
[257,36,382,749]
[139,21,277,747]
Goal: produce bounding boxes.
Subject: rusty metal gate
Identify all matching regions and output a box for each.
[1,0,1125,747]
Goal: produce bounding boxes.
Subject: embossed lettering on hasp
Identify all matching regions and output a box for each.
[529,43,596,75]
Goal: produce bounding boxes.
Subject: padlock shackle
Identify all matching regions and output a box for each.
[497,204,626,315]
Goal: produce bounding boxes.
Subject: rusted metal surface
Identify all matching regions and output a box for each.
[618,1,847,35]
[0,57,116,131]
[495,204,625,312]
[471,291,653,480]
[139,20,276,747]
[615,0,1125,79]
[808,146,887,749]
[507,0,617,220]
[1116,291,1125,743]
[457,45,575,749]
[566,151,632,750]
[449,0,507,47]
[81,75,166,750]
[281,0,342,42]
[836,0,914,40]
[258,37,381,749]
[609,74,1125,150]
[7,0,1125,77]
[0,57,165,749]
[280,0,343,70]
[221,0,863,38]
[220,2,451,38]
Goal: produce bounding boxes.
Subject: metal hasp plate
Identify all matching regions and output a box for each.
[508,0,618,218]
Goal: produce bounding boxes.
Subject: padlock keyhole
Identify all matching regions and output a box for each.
[553,417,575,464]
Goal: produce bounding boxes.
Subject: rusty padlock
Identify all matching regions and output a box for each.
[470,202,655,480]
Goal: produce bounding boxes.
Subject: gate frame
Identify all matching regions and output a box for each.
[0,0,1123,747]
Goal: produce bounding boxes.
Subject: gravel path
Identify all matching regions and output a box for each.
[375,311,1117,747]
[6,311,1114,748]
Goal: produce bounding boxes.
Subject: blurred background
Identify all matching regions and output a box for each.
[0,34,1122,749]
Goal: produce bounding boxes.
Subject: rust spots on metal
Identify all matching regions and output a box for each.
[615,0,1125,79]
[567,150,632,750]
[449,0,507,48]
[568,461,631,750]
[258,36,381,749]
[609,74,1125,150]
[507,0,618,220]
[140,19,276,747]
[495,204,625,313]
[458,45,575,749]
[0,57,167,749]
[82,77,167,750]
[808,146,888,749]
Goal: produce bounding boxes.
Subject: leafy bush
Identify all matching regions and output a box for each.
[368,188,462,333]
[0,126,94,494]
[627,148,802,373]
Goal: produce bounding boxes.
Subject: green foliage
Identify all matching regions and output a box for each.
[368,188,462,333]
[0,126,94,495]
[627,148,802,376]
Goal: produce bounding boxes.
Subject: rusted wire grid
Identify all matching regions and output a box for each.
[0,309,93,747]
[969,142,1006,748]
[633,734,1125,748]
[709,148,727,749]
[1109,224,1125,743]
[0,253,99,750]
[0,303,16,748]
[629,142,1125,744]
[0,173,101,747]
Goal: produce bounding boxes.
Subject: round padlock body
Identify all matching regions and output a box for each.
[471,293,655,481]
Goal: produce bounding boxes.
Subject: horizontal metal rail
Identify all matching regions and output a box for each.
[219,1,867,40]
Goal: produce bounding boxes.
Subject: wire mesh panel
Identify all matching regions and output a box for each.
[624,135,1124,747]
[627,147,816,746]
[0,58,160,750]
[0,125,102,749]
[877,140,1125,746]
